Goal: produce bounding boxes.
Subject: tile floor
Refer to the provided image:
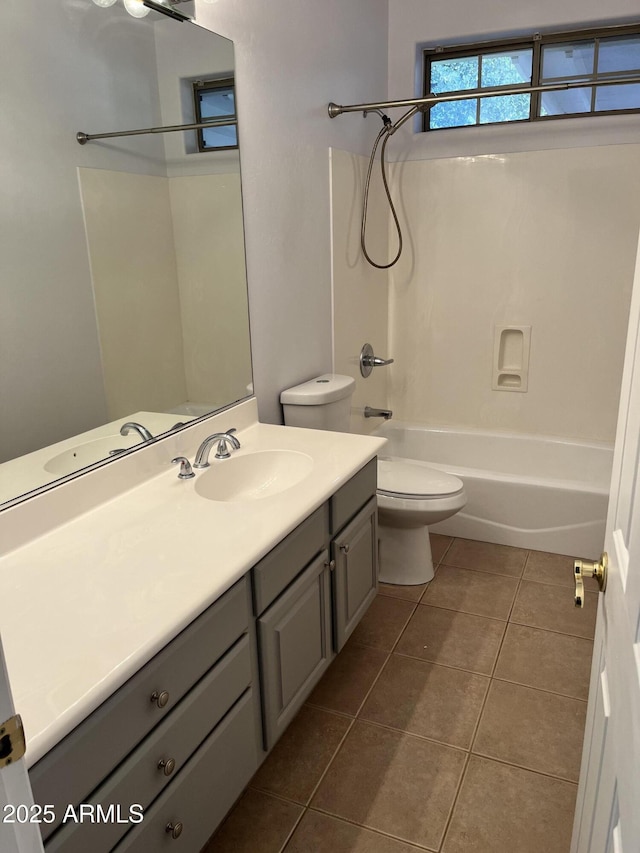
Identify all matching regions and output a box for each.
[204,535,598,853]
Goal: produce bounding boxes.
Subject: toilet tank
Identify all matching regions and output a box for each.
[280,374,355,432]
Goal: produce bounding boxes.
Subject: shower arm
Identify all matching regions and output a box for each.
[328,75,640,119]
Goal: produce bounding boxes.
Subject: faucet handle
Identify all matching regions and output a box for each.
[171,456,195,479]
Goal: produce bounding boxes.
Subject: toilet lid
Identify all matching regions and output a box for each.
[377,458,464,499]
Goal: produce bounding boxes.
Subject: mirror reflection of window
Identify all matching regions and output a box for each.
[193,78,238,151]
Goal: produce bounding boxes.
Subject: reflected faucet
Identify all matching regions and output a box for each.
[364,406,393,419]
[120,421,154,441]
[194,429,241,468]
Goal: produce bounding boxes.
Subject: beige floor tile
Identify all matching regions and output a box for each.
[524,550,599,590]
[511,580,598,639]
[251,706,351,804]
[442,756,577,853]
[312,720,466,850]
[307,641,389,716]
[396,604,506,675]
[285,810,422,853]
[473,680,586,781]
[349,595,417,652]
[379,581,429,603]
[431,533,454,565]
[360,654,489,748]
[422,565,519,620]
[495,623,594,699]
[444,539,528,577]
[205,789,303,853]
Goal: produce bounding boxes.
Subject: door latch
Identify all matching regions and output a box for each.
[0,714,26,768]
[574,552,608,607]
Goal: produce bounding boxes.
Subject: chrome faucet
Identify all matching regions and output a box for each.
[120,421,154,441]
[194,429,241,468]
[364,406,393,419]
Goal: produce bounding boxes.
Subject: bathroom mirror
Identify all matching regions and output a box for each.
[0,1,252,509]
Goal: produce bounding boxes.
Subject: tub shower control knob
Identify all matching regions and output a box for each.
[574,552,608,607]
[360,343,394,378]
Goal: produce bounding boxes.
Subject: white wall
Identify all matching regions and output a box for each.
[194,0,389,424]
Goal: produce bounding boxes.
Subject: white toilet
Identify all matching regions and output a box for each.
[280,374,466,585]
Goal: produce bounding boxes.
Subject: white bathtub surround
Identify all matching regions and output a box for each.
[386,145,640,444]
[375,421,613,559]
[330,148,390,433]
[0,398,385,766]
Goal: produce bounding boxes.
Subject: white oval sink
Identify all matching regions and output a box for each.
[194,450,313,502]
[44,435,142,476]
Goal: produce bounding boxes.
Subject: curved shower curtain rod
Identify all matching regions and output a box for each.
[328,75,640,119]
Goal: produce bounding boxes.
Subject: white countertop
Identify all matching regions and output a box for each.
[0,412,385,767]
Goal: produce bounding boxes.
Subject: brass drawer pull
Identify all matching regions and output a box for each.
[158,757,176,776]
[166,821,183,839]
[150,690,170,709]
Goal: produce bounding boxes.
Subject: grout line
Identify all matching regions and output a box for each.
[469,749,582,786]
[438,750,472,853]
[391,648,497,678]
[305,806,434,851]
[490,674,590,703]
[351,716,474,756]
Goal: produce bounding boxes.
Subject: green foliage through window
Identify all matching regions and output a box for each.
[424,26,640,131]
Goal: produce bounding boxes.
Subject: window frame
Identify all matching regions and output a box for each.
[422,23,640,132]
[192,76,238,153]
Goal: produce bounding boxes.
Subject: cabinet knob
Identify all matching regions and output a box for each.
[324,559,336,571]
[340,544,350,554]
[165,821,183,839]
[158,757,176,776]
[150,690,170,709]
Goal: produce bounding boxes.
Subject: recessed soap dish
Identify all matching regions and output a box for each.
[492,326,531,393]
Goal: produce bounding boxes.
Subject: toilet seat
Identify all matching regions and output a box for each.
[377,458,464,500]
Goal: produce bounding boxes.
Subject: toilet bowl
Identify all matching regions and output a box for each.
[280,374,466,585]
[377,458,466,585]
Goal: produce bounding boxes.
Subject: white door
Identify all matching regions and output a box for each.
[0,634,43,853]
[571,236,640,852]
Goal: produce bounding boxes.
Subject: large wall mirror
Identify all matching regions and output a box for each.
[0,0,252,510]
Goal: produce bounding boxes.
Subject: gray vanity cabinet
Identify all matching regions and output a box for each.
[331,496,378,652]
[32,577,260,853]
[257,551,333,748]
[255,459,378,751]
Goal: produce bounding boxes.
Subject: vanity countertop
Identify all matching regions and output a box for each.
[0,416,385,767]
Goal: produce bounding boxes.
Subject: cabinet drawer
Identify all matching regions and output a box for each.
[330,458,377,534]
[252,503,329,614]
[112,689,258,853]
[32,576,249,840]
[45,635,252,853]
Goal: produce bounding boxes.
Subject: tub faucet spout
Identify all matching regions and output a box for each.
[364,406,393,419]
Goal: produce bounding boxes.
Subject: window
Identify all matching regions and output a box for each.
[192,77,238,152]
[423,25,640,131]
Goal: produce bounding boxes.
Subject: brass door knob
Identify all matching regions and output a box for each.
[574,552,608,607]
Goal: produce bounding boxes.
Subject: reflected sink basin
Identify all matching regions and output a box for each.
[44,436,142,476]
[194,450,313,502]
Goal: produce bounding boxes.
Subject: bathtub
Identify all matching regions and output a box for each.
[374,422,614,559]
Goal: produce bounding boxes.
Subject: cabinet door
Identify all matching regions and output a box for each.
[332,497,378,652]
[258,552,333,749]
